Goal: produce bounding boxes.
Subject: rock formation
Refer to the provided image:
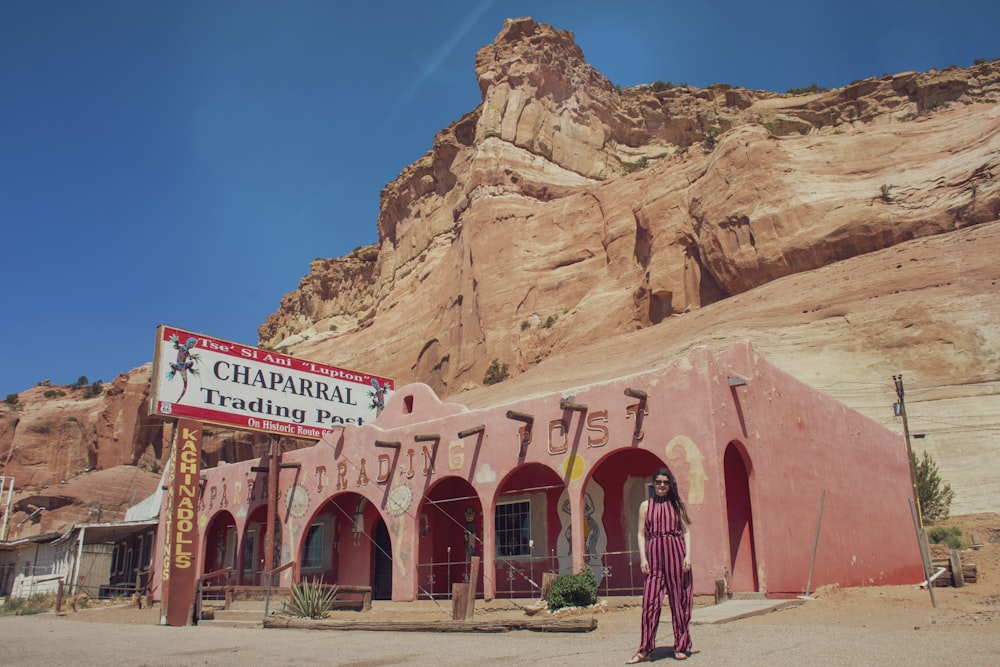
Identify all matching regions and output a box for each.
[2,18,998,530]
[258,18,1000,513]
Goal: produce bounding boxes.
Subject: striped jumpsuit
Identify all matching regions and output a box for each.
[639,496,693,655]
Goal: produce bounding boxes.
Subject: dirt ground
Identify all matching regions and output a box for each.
[2,514,998,666]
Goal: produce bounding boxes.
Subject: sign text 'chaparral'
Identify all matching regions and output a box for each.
[149,325,394,439]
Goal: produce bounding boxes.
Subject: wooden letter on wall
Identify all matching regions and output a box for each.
[336,461,348,491]
[586,410,609,448]
[449,440,465,470]
[422,445,437,475]
[548,419,568,455]
[376,454,391,483]
[314,465,327,493]
[404,448,415,478]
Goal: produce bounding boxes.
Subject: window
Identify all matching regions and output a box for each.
[243,530,256,575]
[224,527,238,570]
[495,501,531,557]
[140,531,153,570]
[302,524,324,569]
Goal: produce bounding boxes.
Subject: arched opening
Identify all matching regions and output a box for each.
[316,493,383,595]
[584,447,665,596]
[202,510,237,582]
[298,501,342,585]
[416,476,483,599]
[372,519,392,600]
[241,505,268,585]
[493,463,565,599]
[724,441,758,592]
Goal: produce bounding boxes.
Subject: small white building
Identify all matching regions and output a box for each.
[0,532,67,599]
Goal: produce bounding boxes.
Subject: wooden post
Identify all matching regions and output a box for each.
[465,557,480,620]
[55,580,64,613]
[540,572,558,601]
[264,439,279,578]
[908,499,936,608]
[949,550,964,588]
[805,490,826,597]
[451,583,470,620]
[714,579,727,605]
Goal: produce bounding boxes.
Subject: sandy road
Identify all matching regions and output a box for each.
[2,599,998,667]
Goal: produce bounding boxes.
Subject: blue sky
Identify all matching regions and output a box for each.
[2,1,997,397]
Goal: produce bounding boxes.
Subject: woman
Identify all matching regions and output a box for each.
[627,466,693,663]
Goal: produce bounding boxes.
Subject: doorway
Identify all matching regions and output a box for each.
[724,442,758,592]
[373,519,393,600]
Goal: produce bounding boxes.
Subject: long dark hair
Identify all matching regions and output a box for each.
[653,466,691,526]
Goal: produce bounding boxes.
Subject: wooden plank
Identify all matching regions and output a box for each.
[263,617,598,633]
[714,579,727,605]
[949,550,964,588]
[451,583,469,621]
[540,572,558,600]
[465,557,480,621]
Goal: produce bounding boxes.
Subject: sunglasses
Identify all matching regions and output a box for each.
[654,480,670,486]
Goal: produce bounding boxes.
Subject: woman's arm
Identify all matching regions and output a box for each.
[638,500,649,574]
[682,519,691,571]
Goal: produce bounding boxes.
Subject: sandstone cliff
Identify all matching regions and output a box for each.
[257,18,1000,513]
[2,18,998,528]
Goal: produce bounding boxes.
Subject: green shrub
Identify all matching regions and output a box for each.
[284,578,337,618]
[43,389,66,399]
[927,525,965,550]
[702,126,722,152]
[651,80,673,92]
[74,376,89,389]
[914,450,955,520]
[81,381,103,399]
[483,359,509,386]
[880,184,893,202]
[4,394,18,406]
[542,315,558,329]
[786,83,828,95]
[520,320,530,331]
[547,568,599,611]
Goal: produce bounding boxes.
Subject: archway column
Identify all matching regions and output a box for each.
[568,479,587,575]
[482,495,496,600]
[391,508,419,601]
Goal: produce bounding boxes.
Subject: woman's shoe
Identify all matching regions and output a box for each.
[626,651,651,664]
[674,651,688,660]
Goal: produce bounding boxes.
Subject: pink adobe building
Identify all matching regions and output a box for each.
[152,341,924,603]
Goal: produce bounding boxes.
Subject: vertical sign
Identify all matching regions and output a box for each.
[160,419,202,626]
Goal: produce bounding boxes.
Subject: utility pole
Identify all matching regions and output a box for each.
[893,374,923,526]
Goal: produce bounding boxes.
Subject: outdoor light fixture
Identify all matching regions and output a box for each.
[727,376,748,387]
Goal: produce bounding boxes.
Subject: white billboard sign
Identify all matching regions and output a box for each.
[150,325,394,440]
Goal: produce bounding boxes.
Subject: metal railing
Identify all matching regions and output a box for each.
[196,567,233,622]
[416,548,644,599]
[263,561,295,620]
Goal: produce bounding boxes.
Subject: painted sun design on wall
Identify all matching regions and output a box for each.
[285,483,310,519]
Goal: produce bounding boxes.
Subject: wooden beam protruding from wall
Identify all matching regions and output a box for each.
[505,410,534,423]
[457,425,485,438]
